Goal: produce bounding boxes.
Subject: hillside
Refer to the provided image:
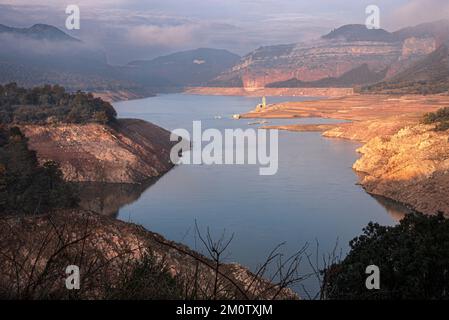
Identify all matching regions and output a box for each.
[0,24,147,96]
[0,210,298,299]
[267,64,387,88]
[361,44,449,94]
[0,25,241,97]
[124,48,240,88]
[393,19,449,42]
[0,84,176,184]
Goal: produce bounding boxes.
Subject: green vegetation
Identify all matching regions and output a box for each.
[0,126,78,214]
[359,80,449,95]
[0,83,117,125]
[324,213,449,299]
[422,107,449,131]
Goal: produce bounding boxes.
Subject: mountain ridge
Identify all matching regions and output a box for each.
[0,23,79,42]
[209,20,445,90]
[1,20,448,96]
[123,48,241,88]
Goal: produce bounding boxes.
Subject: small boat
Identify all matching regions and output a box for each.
[214,115,222,119]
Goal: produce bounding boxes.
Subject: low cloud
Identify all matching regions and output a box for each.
[388,0,449,29]
[127,24,199,48]
[3,0,447,64]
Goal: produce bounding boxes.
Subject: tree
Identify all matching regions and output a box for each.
[323,213,449,300]
[0,127,78,214]
[0,83,117,125]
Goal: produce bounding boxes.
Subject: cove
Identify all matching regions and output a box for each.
[110,94,410,295]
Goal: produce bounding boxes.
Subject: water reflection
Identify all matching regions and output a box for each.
[75,179,413,223]
[74,180,157,217]
[371,195,414,222]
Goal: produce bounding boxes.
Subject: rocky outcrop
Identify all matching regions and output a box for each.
[352,124,449,215]
[0,210,298,300]
[321,119,449,215]
[20,119,175,184]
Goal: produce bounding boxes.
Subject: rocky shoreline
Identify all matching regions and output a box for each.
[0,210,298,299]
[243,94,449,216]
[20,118,175,184]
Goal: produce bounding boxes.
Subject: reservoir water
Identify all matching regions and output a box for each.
[112,94,407,296]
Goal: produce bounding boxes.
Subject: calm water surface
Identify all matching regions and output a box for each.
[112,94,407,295]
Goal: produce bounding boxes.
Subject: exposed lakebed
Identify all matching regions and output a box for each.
[108,94,409,295]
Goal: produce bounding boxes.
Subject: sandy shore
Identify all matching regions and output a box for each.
[242,94,449,215]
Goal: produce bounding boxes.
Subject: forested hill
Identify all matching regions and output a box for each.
[0,83,117,125]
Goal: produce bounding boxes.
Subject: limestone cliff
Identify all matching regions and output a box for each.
[212,36,435,89]
[20,118,175,184]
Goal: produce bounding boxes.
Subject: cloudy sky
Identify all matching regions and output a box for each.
[0,0,448,64]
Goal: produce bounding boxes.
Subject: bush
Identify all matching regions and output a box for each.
[422,107,449,124]
[422,107,449,131]
[323,213,449,300]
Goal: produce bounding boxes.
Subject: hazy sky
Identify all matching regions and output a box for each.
[1,0,448,64]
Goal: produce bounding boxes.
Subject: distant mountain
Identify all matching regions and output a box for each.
[393,19,449,43]
[267,64,388,88]
[322,24,397,42]
[361,44,449,94]
[0,23,79,42]
[124,48,240,88]
[0,24,240,96]
[211,22,445,89]
[1,20,448,96]
[0,23,145,94]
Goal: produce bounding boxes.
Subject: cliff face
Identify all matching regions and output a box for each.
[212,37,435,89]
[20,119,175,184]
